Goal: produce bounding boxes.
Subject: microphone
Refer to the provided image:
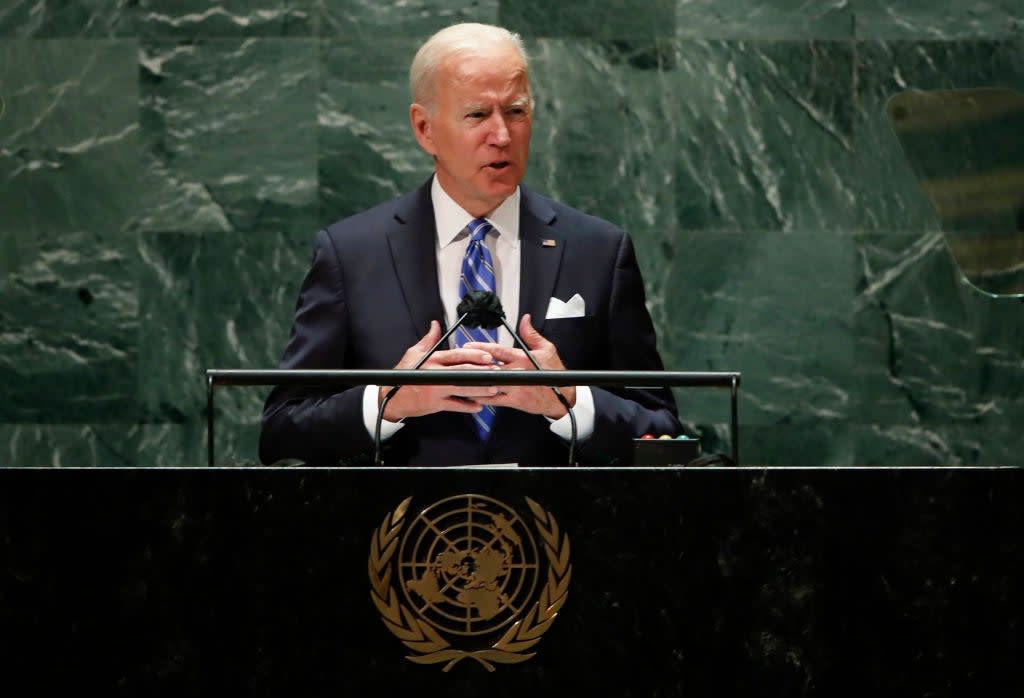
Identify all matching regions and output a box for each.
[373,291,578,466]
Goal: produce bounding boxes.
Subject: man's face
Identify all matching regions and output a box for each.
[410,43,532,218]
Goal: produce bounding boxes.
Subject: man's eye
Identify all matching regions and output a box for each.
[467,111,486,119]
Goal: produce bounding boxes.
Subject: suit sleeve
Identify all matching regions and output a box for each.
[259,229,375,466]
[578,232,683,465]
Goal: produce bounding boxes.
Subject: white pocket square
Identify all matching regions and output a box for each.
[545,293,586,319]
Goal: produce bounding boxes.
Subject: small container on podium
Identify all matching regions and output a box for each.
[631,435,701,465]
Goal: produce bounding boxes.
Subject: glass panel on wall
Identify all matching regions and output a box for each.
[887,88,1024,298]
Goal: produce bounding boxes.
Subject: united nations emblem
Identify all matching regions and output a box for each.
[368,494,571,671]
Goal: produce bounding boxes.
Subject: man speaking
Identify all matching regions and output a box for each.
[259,22,681,466]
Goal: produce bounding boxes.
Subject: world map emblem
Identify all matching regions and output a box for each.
[368,494,572,671]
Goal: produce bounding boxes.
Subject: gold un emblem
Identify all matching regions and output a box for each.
[369,494,572,671]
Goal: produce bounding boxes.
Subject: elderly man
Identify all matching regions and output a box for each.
[259,23,681,466]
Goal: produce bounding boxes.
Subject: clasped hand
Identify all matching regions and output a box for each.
[379,314,575,422]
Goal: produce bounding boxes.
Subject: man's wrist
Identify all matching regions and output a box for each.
[363,385,404,439]
[546,386,576,418]
[378,385,407,422]
[547,386,594,441]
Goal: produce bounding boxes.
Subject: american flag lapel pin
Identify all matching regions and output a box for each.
[542,239,557,247]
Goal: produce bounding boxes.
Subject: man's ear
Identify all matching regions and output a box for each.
[410,103,435,156]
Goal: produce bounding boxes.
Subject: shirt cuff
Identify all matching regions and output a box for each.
[547,386,594,441]
[362,385,405,441]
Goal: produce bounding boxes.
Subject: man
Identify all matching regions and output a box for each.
[259,23,681,466]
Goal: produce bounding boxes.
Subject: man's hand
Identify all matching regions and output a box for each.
[464,314,576,418]
[380,320,500,421]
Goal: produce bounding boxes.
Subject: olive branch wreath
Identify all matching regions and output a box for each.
[368,496,571,672]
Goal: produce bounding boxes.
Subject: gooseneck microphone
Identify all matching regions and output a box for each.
[373,291,578,466]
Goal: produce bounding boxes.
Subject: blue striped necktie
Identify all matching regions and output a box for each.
[457,217,497,439]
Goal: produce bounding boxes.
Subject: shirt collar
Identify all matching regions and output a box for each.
[432,175,521,249]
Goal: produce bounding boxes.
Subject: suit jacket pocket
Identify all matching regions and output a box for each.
[541,315,597,369]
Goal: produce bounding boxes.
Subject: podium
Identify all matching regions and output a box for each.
[1,466,1020,695]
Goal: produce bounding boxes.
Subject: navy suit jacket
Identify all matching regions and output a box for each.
[259,180,681,466]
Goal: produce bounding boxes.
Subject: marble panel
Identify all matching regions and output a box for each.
[851,39,1024,232]
[319,0,498,37]
[687,415,1024,467]
[0,230,138,423]
[0,0,317,38]
[525,40,857,234]
[0,39,142,235]
[855,422,1024,466]
[318,37,433,221]
[0,0,134,37]
[136,0,315,38]
[0,424,141,467]
[136,39,319,234]
[854,0,1024,39]
[668,40,857,233]
[735,419,1022,466]
[500,0,675,39]
[524,39,679,240]
[677,0,853,40]
[137,230,312,462]
[851,231,1024,464]
[655,230,857,434]
[137,421,261,466]
[736,423,857,466]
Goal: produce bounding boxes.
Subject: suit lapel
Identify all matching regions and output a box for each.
[386,181,445,337]
[518,187,563,336]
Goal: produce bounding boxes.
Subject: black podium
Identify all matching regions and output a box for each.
[1,466,1020,696]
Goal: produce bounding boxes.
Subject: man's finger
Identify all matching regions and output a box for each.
[438,396,486,413]
[414,320,442,351]
[424,349,495,367]
[518,313,550,351]
[474,391,517,407]
[448,385,501,398]
[467,344,523,364]
[461,340,502,353]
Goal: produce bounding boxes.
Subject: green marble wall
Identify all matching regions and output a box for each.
[1,1,1022,466]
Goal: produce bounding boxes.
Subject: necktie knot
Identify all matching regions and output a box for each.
[467,217,492,244]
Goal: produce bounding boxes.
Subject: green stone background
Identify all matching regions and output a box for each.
[1,1,1022,466]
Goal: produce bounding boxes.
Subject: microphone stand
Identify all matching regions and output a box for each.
[373,294,579,467]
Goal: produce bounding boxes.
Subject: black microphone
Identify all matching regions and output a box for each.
[373,291,578,466]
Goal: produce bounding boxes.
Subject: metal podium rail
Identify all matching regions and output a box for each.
[205,369,741,467]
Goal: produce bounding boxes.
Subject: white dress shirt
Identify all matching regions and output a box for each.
[362,176,594,444]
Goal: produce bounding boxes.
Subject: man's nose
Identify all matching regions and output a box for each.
[487,113,511,146]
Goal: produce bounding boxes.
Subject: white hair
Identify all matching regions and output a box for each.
[409,23,531,111]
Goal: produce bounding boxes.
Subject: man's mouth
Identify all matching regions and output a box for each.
[487,161,511,170]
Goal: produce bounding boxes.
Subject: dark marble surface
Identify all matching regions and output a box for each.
[2,2,1024,467]
[501,0,676,39]
[676,0,854,40]
[0,467,1020,696]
